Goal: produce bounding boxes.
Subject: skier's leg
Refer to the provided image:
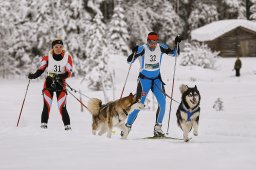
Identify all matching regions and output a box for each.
[152,79,166,125]
[126,78,151,126]
[41,89,53,126]
[121,78,151,139]
[56,90,71,127]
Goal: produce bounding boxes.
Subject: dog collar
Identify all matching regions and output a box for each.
[181,102,200,121]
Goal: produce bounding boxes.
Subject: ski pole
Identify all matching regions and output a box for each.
[66,83,91,99]
[66,88,91,113]
[16,80,31,127]
[166,43,179,135]
[55,81,91,113]
[120,53,135,99]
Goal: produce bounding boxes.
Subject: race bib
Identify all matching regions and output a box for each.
[48,52,69,74]
[143,44,161,71]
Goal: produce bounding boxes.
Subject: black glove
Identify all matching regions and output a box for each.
[28,73,36,79]
[174,35,182,45]
[127,46,138,62]
[132,46,138,53]
[127,53,134,62]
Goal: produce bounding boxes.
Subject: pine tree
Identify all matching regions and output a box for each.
[86,49,112,91]
[125,1,155,44]
[14,0,93,76]
[250,0,256,20]
[0,0,33,76]
[125,0,184,45]
[85,13,111,90]
[153,0,184,43]
[220,0,246,19]
[58,0,92,76]
[0,1,12,77]
[108,0,130,56]
[188,2,219,32]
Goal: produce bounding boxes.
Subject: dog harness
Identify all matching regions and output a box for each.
[180,102,200,121]
[139,73,165,89]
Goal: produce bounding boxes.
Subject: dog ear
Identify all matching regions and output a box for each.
[194,85,197,90]
[180,84,188,94]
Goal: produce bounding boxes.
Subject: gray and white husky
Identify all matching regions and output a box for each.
[176,84,201,142]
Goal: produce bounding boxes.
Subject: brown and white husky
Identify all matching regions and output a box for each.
[87,93,144,138]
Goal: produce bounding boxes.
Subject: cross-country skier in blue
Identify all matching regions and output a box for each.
[121,32,182,139]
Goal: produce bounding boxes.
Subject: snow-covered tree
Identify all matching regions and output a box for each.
[6,0,93,77]
[85,13,112,90]
[125,0,184,45]
[220,0,246,19]
[108,0,130,56]
[213,98,224,111]
[180,42,219,69]
[250,0,256,20]
[86,49,112,91]
[152,0,184,43]
[59,0,92,76]
[188,2,219,32]
[125,1,154,44]
[0,0,33,76]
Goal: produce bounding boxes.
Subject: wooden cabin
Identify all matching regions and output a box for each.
[191,20,256,57]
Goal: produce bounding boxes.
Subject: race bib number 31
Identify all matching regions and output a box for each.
[54,65,61,72]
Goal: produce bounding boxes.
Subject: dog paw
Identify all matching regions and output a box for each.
[107,132,112,138]
[193,131,198,136]
[184,138,190,142]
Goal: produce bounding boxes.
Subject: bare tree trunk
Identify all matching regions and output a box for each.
[101,76,109,103]
[110,69,115,100]
[246,0,252,20]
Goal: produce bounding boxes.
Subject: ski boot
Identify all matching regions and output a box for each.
[154,124,165,137]
[40,123,48,129]
[64,125,72,131]
[121,124,131,139]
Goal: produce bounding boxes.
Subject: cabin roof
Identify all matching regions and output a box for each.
[191,19,256,41]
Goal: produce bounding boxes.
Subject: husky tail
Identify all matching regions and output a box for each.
[87,98,102,116]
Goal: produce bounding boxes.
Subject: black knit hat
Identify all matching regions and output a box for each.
[52,39,63,48]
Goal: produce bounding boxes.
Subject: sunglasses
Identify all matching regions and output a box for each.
[148,40,158,45]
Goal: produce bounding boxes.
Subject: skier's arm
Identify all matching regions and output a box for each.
[127,45,144,63]
[160,35,182,57]
[28,56,48,79]
[160,43,177,56]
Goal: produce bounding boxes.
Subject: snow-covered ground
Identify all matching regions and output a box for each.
[1,56,256,170]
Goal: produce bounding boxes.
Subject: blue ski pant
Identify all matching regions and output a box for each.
[126,76,166,126]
